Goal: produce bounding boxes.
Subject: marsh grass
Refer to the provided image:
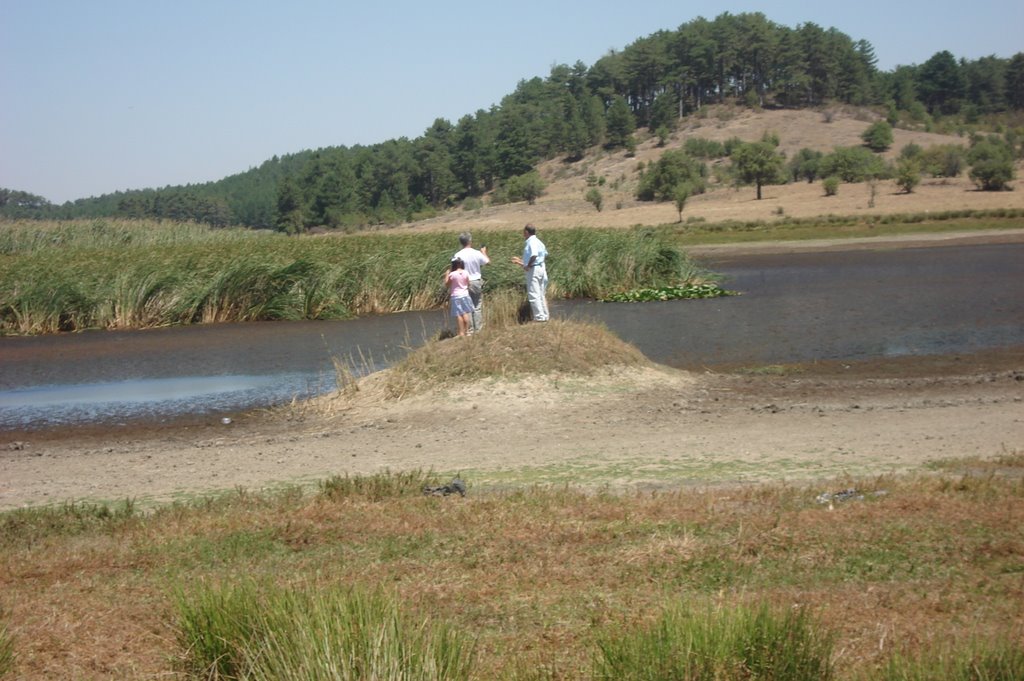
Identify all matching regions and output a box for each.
[173,580,475,680]
[593,602,834,680]
[0,221,706,334]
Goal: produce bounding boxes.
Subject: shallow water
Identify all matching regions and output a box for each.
[2,242,1022,429]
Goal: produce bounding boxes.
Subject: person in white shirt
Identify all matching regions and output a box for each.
[511,223,549,322]
[452,232,490,334]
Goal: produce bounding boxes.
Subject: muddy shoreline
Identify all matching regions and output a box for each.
[2,232,1023,509]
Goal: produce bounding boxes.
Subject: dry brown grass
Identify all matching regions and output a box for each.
[380,318,651,400]
[2,465,1022,679]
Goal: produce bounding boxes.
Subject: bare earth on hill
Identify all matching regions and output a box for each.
[413,107,1024,232]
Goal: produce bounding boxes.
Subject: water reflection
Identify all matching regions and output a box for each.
[0,373,334,429]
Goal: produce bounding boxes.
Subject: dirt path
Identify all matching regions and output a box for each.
[3,339,1022,510]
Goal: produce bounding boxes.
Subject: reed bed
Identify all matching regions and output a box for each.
[0,220,706,334]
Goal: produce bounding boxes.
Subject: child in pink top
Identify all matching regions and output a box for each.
[446,257,473,337]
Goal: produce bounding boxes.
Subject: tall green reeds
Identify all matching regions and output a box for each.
[173,581,475,681]
[0,220,708,334]
[593,602,834,681]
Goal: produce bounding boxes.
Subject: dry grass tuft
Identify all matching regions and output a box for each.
[382,319,651,400]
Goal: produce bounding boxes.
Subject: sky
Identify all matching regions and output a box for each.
[2,0,1021,204]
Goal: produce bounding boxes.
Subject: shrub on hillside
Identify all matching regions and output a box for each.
[920,144,967,177]
[862,120,894,151]
[505,171,546,204]
[789,148,824,183]
[895,158,922,193]
[636,150,707,201]
[683,137,728,159]
[968,136,1016,190]
[819,146,887,182]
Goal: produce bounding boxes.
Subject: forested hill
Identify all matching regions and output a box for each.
[4,12,1023,229]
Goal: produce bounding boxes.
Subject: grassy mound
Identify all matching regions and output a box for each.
[382,319,651,399]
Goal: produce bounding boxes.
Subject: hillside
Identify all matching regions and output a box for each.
[411,106,1024,233]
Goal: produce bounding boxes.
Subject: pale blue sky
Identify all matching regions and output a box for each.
[2,0,1021,204]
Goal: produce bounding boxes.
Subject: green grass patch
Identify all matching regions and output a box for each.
[593,601,834,680]
[173,580,475,680]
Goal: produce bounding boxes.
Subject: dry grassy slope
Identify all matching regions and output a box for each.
[411,106,1024,232]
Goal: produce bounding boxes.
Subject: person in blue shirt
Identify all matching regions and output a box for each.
[511,223,549,322]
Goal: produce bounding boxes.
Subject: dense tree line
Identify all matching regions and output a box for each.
[3,13,1022,229]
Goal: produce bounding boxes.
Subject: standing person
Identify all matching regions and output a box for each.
[445,257,473,337]
[511,223,549,322]
[452,232,489,334]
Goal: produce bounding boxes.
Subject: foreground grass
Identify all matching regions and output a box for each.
[0,220,707,334]
[1,464,1021,679]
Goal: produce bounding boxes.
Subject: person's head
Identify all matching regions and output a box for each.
[458,232,472,247]
[523,224,536,238]
[450,257,464,272]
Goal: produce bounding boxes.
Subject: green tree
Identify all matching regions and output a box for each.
[648,91,677,133]
[563,95,590,161]
[584,187,603,212]
[963,55,1006,113]
[1005,53,1024,109]
[605,95,636,149]
[672,184,691,222]
[916,50,964,115]
[452,114,484,196]
[415,118,459,207]
[494,107,534,179]
[887,65,918,111]
[861,120,893,151]
[583,95,607,147]
[274,177,305,235]
[731,141,785,199]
